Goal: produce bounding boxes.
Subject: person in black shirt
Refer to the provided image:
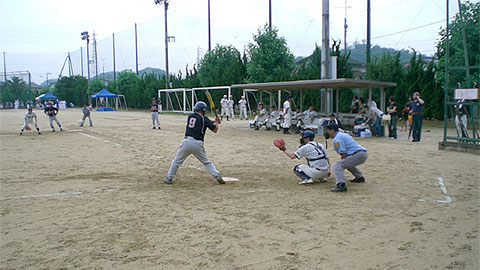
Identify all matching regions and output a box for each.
[350,96,360,113]
[150,98,161,129]
[163,101,224,184]
[44,102,63,132]
[386,96,398,139]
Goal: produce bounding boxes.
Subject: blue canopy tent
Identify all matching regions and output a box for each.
[36,91,57,100]
[91,89,127,111]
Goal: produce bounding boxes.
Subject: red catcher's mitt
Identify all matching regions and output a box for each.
[25,125,31,131]
[273,137,285,150]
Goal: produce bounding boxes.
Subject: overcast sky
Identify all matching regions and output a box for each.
[1,0,473,84]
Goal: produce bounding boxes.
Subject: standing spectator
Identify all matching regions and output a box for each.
[409,92,425,142]
[350,96,360,113]
[369,99,384,136]
[386,96,398,139]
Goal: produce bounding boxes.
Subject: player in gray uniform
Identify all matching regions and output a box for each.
[238,96,248,120]
[44,102,63,132]
[280,130,330,184]
[80,104,93,126]
[227,96,235,120]
[20,107,42,135]
[220,95,229,121]
[163,101,224,184]
[150,98,161,129]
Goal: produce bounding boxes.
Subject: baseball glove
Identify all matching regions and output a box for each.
[273,137,286,151]
[25,125,31,131]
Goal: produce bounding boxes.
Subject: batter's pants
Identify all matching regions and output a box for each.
[48,115,61,129]
[167,137,220,180]
[333,151,368,185]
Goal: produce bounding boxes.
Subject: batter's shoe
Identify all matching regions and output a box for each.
[163,178,172,184]
[330,183,347,192]
[350,176,365,183]
[298,179,314,185]
[153,127,156,129]
[216,176,225,184]
[157,127,161,130]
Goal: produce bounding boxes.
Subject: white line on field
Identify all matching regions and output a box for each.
[79,132,165,161]
[0,192,82,201]
[417,177,452,203]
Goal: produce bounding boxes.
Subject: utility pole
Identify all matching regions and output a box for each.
[343,0,349,52]
[135,23,139,75]
[269,0,272,29]
[366,0,371,64]
[113,33,116,87]
[322,0,330,113]
[154,0,171,89]
[208,0,211,51]
[81,32,91,85]
[93,32,99,78]
[2,52,6,85]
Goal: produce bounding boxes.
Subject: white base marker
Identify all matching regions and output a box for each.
[223,177,239,182]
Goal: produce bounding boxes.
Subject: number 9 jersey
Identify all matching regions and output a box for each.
[185,113,217,141]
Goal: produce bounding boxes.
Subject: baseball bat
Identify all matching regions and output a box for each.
[205,90,219,118]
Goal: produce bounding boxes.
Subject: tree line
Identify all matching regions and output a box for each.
[1,1,477,120]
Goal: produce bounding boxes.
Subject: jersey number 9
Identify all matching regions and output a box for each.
[188,118,197,128]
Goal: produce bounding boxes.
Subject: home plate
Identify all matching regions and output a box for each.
[223,177,239,182]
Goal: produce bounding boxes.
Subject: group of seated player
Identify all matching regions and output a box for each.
[251,103,342,133]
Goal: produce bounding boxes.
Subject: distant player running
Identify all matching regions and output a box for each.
[20,107,42,135]
[163,101,225,184]
[44,102,63,132]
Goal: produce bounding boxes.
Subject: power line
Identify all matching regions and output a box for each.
[372,19,449,40]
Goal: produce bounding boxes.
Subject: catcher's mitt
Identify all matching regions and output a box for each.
[25,125,31,131]
[273,137,286,151]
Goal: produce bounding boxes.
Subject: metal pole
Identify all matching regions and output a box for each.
[457,0,471,87]
[321,0,330,114]
[113,33,116,87]
[94,34,98,78]
[164,1,170,88]
[80,47,84,76]
[2,52,6,84]
[443,0,449,142]
[135,23,139,75]
[366,0,371,64]
[344,0,348,52]
[208,0,211,51]
[269,0,272,29]
[86,38,90,85]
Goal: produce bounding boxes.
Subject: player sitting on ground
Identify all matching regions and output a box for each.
[292,108,303,133]
[163,101,224,185]
[265,106,279,131]
[20,107,41,135]
[253,103,267,130]
[278,130,331,185]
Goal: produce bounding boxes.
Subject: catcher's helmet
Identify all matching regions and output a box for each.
[193,101,207,113]
[302,130,315,139]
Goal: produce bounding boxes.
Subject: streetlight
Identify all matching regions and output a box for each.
[154,0,171,88]
[81,31,90,85]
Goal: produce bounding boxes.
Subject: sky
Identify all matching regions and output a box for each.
[0,0,473,84]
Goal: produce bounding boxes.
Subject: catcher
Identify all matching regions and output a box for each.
[20,107,42,135]
[275,130,330,185]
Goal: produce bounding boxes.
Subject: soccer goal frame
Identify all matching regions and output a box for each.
[158,88,195,114]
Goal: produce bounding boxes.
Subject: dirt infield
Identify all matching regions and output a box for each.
[1,108,478,269]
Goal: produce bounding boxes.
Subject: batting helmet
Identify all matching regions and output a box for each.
[302,130,315,140]
[193,101,207,113]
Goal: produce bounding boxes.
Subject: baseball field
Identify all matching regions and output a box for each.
[0,109,478,269]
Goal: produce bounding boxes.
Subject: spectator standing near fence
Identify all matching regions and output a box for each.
[387,96,398,139]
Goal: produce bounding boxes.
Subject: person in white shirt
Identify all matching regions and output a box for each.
[227,96,235,120]
[253,103,267,130]
[20,107,42,135]
[278,130,330,185]
[282,96,293,134]
[238,96,248,120]
[369,99,384,136]
[220,95,229,121]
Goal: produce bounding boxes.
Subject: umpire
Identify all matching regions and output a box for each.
[326,124,368,192]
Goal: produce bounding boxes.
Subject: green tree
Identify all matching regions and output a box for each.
[53,75,88,105]
[88,78,106,95]
[436,1,479,90]
[247,25,295,83]
[116,70,143,108]
[198,45,245,87]
[0,76,31,102]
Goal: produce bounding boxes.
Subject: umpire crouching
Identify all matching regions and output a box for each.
[326,124,368,192]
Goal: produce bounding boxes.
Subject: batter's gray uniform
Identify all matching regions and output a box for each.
[166,112,221,181]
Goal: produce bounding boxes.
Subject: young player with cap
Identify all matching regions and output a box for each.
[150,98,161,129]
[20,107,41,135]
[238,96,248,120]
[163,101,224,185]
[44,102,63,132]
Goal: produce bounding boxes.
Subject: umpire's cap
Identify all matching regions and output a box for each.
[194,101,207,113]
[302,130,315,139]
[326,123,339,131]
